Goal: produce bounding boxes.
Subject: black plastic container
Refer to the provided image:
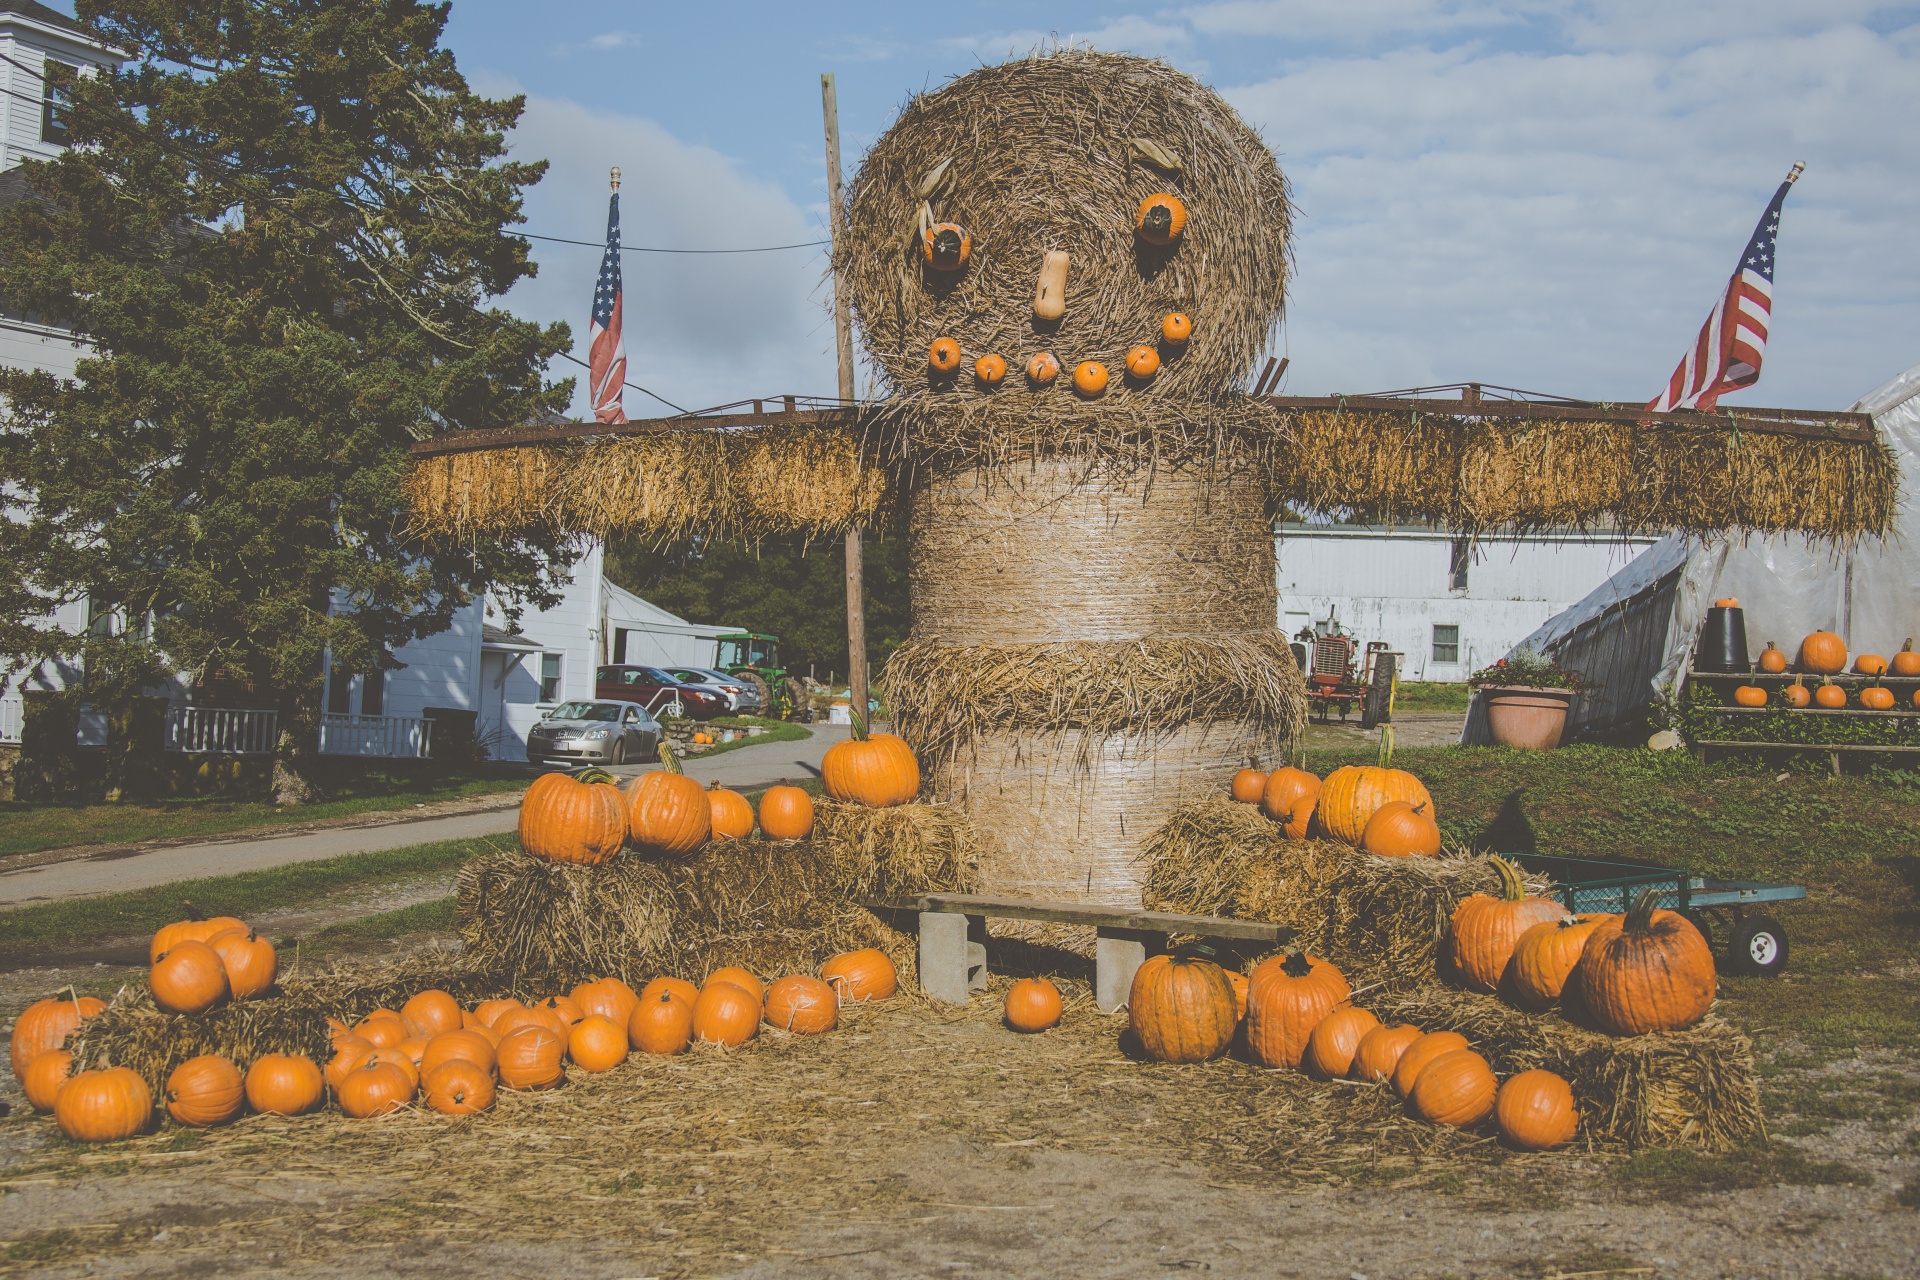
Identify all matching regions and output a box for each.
[1697,605,1751,673]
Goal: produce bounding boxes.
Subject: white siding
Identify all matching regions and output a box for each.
[0,17,120,173]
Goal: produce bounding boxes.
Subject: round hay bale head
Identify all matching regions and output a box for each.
[842,48,1290,403]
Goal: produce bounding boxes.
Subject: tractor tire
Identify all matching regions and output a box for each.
[1361,653,1396,730]
[735,670,775,719]
[784,677,810,723]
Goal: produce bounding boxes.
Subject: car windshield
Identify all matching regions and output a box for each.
[668,670,708,683]
[549,702,620,722]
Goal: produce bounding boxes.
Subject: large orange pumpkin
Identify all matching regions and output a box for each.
[707,783,756,839]
[758,785,816,840]
[519,768,628,866]
[149,914,246,964]
[1571,889,1716,1035]
[1361,800,1442,858]
[497,1004,569,1041]
[692,981,761,1048]
[362,1044,420,1091]
[423,1059,495,1115]
[1496,1069,1578,1149]
[151,940,231,1015]
[820,723,921,807]
[164,1055,245,1127]
[245,1054,325,1115]
[1259,766,1320,834]
[55,1066,152,1141]
[1351,1024,1423,1084]
[1508,914,1612,1010]
[1408,1049,1498,1126]
[537,994,586,1026]
[1229,767,1267,804]
[1447,856,1567,994]
[10,993,107,1079]
[704,966,765,1003]
[497,1026,566,1090]
[1224,969,1249,1022]
[640,975,701,1007]
[209,929,277,1001]
[822,949,898,1002]
[338,1062,415,1118]
[628,988,696,1055]
[1304,1006,1381,1079]
[625,746,711,855]
[1129,954,1239,1064]
[1391,1030,1470,1099]
[1245,952,1351,1069]
[23,1048,73,1112]
[569,1015,631,1071]
[399,989,463,1039]
[471,998,522,1029]
[353,1013,408,1048]
[1004,978,1063,1033]
[1316,765,1433,846]
[421,1029,496,1077]
[572,977,640,1029]
[1798,630,1847,674]
[764,975,839,1034]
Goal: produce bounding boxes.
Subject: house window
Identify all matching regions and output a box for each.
[1433,624,1461,665]
[360,670,385,717]
[1448,537,1471,591]
[41,61,73,144]
[539,653,562,704]
[326,665,353,715]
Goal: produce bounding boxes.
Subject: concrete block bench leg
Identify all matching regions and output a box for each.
[1095,927,1156,1014]
[919,911,989,1004]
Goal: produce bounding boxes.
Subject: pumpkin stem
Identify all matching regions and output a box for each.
[181,899,205,922]
[849,701,870,742]
[1280,950,1314,978]
[1489,854,1527,902]
[1378,724,1395,768]
[657,741,684,775]
[573,767,618,786]
[1623,886,1661,933]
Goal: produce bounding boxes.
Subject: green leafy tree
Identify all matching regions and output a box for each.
[0,0,573,803]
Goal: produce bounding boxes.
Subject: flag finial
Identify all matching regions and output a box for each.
[610,166,621,192]
[1786,161,1804,185]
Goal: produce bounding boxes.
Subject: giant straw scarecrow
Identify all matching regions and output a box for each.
[406,50,1896,909]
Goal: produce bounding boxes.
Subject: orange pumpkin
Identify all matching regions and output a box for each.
[362,1045,420,1092]
[151,940,231,1015]
[535,994,585,1026]
[55,1066,152,1141]
[1125,345,1160,380]
[641,975,701,1007]
[205,928,276,1002]
[569,1015,630,1071]
[626,745,711,855]
[471,997,523,1029]
[1361,799,1442,858]
[324,1035,377,1092]
[920,221,970,272]
[1003,978,1062,1033]
[1134,192,1188,244]
[423,1059,495,1115]
[707,783,756,839]
[401,990,463,1039]
[1571,889,1716,1035]
[974,353,1008,386]
[1026,351,1061,385]
[338,1062,415,1118]
[394,1036,430,1068]
[1732,685,1768,707]
[1246,952,1351,1069]
[1855,653,1889,676]
[10,993,107,1079]
[1861,685,1896,711]
[929,337,962,373]
[1161,312,1192,344]
[245,1054,325,1116]
[692,981,761,1048]
[1351,1024,1423,1084]
[1128,954,1238,1064]
[496,1004,568,1041]
[572,977,640,1029]
[1229,767,1267,804]
[518,769,628,866]
[1259,766,1321,837]
[1224,969,1249,1022]
[758,785,816,840]
[822,948,898,1002]
[1783,678,1811,708]
[1071,361,1109,397]
[1813,678,1847,709]
[23,1048,73,1112]
[629,988,697,1055]
[1409,1049,1498,1126]
[353,1014,408,1049]
[821,727,921,807]
[1447,856,1567,994]
[1507,914,1611,1010]
[149,914,247,964]
[1713,597,1740,608]
[1799,630,1847,674]
[765,975,839,1034]
[1757,641,1788,673]
[1303,1006,1381,1080]
[421,1029,497,1078]
[1892,638,1920,676]
[704,966,765,1003]
[1317,764,1433,846]
[496,1026,566,1090]
[1496,1069,1578,1149]
[164,1055,244,1127]
[1391,1030,1471,1099]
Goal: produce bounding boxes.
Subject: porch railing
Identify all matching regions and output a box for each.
[319,713,434,759]
[164,705,280,755]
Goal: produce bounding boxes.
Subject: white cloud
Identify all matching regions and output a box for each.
[1186,0,1524,39]
[588,31,639,50]
[941,17,1196,63]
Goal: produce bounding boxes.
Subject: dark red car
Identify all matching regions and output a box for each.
[594,665,729,721]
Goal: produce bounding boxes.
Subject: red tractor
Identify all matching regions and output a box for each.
[1291,621,1399,727]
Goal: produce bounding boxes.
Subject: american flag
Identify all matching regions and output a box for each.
[589,176,627,425]
[1648,164,1802,413]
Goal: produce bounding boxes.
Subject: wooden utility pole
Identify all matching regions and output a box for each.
[822,71,868,720]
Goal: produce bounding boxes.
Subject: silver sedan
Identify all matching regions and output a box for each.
[526,700,661,768]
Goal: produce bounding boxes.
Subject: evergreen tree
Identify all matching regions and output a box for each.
[0,1,573,802]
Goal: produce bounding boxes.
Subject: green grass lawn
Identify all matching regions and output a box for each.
[0,762,531,860]
[1391,681,1472,712]
[677,716,812,762]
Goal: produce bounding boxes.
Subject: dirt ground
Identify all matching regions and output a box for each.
[3,957,1915,1280]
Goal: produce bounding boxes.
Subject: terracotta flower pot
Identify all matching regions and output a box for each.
[1480,685,1576,750]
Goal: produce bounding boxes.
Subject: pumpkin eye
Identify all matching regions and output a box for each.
[1135,193,1187,245]
[921,222,971,271]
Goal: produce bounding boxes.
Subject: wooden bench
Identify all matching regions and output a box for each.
[879,893,1293,1013]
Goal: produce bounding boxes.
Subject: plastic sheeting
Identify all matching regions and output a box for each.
[1464,361,1920,744]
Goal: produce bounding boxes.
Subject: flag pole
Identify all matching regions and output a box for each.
[1785,161,1804,185]
[822,71,868,725]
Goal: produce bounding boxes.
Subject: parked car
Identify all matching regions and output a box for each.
[526,700,661,767]
[593,665,730,720]
[665,667,762,714]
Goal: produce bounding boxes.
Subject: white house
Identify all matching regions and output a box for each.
[1276,523,1660,681]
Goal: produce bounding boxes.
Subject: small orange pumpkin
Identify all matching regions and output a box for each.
[421,1029,496,1078]
[569,1015,630,1072]
[151,940,231,1015]
[207,929,277,1001]
[423,1059,495,1115]
[1361,799,1442,858]
[822,948,898,1002]
[820,721,920,807]
[338,1062,415,1119]
[641,975,701,1007]
[1855,653,1889,676]
[536,994,585,1027]
[401,989,463,1039]
[1023,351,1060,386]
[929,337,962,374]
[1161,312,1192,344]
[1783,677,1811,708]
[149,914,247,964]
[758,785,815,840]
[1447,857,1567,994]
[1799,630,1847,674]
[164,1055,245,1127]
[1003,977,1063,1033]
[1507,914,1611,1010]
[1813,678,1847,709]
[626,744,711,856]
[1303,1006,1381,1080]
[974,353,1007,386]
[1732,685,1768,707]
[10,993,107,1079]
[55,1066,153,1141]
[364,1045,420,1090]
[1892,638,1920,676]
[704,966,765,1003]
[353,1013,408,1048]
[1497,1069,1578,1149]
[324,1035,377,1092]
[1351,1024,1423,1084]
[572,977,641,1029]
[23,1048,73,1113]
[496,1026,566,1090]
[1229,767,1267,804]
[245,1054,325,1116]
[1071,361,1109,397]
[1125,345,1160,380]
[692,981,761,1048]
[707,783,756,839]
[471,997,522,1029]
[496,1004,568,1041]
[628,988,696,1055]
[1861,684,1895,710]
[1409,1049,1498,1126]
[921,221,970,271]
[765,975,839,1034]
[1391,1030,1471,1099]
[1713,597,1740,608]
[518,769,628,866]
[1261,765,1322,839]
[1757,641,1788,673]
[1134,192,1188,244]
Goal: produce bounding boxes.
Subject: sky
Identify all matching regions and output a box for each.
[107,2,1920,415]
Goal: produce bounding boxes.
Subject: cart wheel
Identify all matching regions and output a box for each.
[1681,909,1714,953]
[1728,915,1789,977]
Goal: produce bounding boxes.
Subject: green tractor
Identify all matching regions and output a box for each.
[713,632,809,721]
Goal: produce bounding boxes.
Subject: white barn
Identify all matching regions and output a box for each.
[1276,523,1660,681]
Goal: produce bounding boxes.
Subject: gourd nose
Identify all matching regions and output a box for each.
[931,228,963,268]
[1142,205,1173,237]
